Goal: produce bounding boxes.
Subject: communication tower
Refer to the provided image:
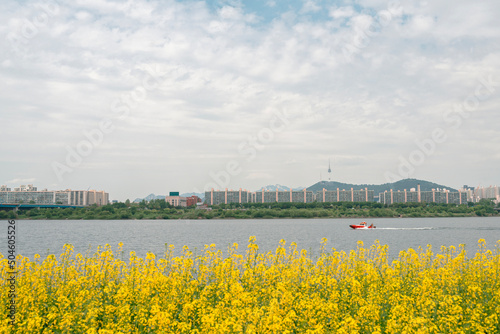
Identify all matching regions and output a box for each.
[328,159,332,181]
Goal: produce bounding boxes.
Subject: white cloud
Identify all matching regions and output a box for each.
[410,15,435,33]
[0,0,499,199]
[301,0,321,14]
[5,178,36,184]
[329,6,355,19]
[266,1,276,8]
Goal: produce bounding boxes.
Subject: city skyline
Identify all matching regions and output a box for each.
[1,0,499,202]
[3,180,498,205]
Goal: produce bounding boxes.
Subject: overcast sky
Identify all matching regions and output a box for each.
[1,0,499,201]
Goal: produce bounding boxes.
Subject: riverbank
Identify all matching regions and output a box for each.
[3,200,498,220]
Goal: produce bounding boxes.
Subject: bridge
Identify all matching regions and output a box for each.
[0,204,86,210]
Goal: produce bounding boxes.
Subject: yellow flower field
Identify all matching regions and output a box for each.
[1,237,500,333]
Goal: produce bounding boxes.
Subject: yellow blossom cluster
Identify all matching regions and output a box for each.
[1,238,500,333]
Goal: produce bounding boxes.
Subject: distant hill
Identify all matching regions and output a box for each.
[256,184,306,192]
[307,178,457,195]
[134,192,205,202]
[133,194,166,203]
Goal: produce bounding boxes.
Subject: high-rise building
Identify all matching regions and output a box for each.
[254,189,314,203]
[165,194,187,207]
[0,185,109,206]
[14,184,37,192]
[186,195,202,207]
[204,188,315,204]
[459,185,475,202]
[472,185,500,204]
[316,188,374,202]
[379,185,466,205]
[204,189,251,205]
[474,185,499,199]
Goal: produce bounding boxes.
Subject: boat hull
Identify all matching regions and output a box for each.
[349,224,376,229]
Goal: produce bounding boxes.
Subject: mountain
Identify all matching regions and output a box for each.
[256,184,306,192]
[306,178,457,195]
[133,194,166,203]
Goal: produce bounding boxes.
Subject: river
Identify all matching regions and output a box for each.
[3,217,500,261]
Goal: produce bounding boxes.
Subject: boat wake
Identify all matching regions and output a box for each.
[376,227,435,230]
[376,227,500,231]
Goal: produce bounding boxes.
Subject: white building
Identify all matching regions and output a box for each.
[0,185,109,206]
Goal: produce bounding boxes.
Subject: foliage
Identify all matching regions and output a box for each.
[308,178,459,194]
[6,199,498,220]
[1,239,500,333]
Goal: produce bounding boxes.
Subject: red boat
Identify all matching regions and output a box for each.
[349,221,375,229]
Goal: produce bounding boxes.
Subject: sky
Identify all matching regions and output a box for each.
[1,0,499,201]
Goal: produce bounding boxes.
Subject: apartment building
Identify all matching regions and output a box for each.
[0,185,109,206]
[379,185,467,205]
[316,188,374,203]
[204,188,251,205]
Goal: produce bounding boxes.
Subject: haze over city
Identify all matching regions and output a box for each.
[1,0,499,201]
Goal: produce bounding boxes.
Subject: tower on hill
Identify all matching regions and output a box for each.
[328,159,332,181]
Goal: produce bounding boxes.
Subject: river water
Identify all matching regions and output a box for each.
[3,217,500,261]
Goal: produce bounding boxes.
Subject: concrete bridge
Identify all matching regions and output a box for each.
[0,203,85,211]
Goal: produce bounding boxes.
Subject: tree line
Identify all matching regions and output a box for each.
[1,198,498,220]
